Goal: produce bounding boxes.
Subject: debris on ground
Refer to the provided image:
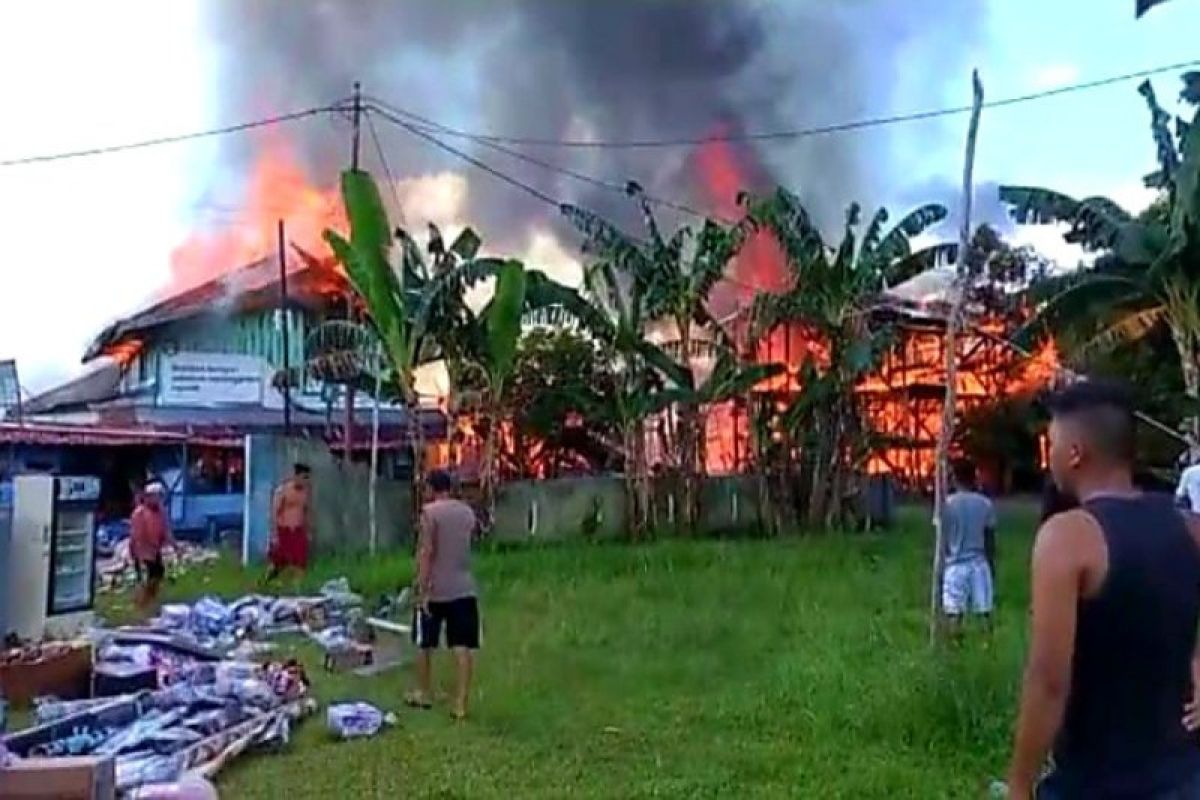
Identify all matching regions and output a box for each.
[98,541,220,594]
[0,576,403,795]
[4,660,314,794]
[326,702,396,740]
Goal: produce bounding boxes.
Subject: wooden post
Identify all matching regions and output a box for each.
[369,353,381,555]
[278,219,292,436]
[930,70,984,643]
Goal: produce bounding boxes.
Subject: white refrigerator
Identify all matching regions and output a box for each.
[6,475,100,640]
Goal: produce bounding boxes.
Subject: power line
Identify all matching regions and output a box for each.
[365,110,407,227]
[0,103,351,168]
[368,105,564,209]
[366,59,1200,150]
[367,97,718,221]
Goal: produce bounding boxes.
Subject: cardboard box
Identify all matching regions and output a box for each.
[0,644,92,707]
[0,756,115,799]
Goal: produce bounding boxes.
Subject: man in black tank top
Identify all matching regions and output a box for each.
[1008,380,1200,799]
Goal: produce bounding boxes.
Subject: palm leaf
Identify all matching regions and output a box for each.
[884,243,959,287]
[1076,305,1169,359]
[871,203,949,266]
[1136,0,1173,17]
[449,227,482,261]
[561,204,647,274]
[742,188,826,274]
[1000,186,1131,251]
[1167,105,1200,265]
[1139,79,1181,189]
[859,207,890,259]
[485,260,527,391]
[1182,71,1200,106]
[1012,269,1148,348]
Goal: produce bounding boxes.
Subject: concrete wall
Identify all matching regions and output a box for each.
[490,474,764,542]
[243,435,413,564]
[492,476,627,541]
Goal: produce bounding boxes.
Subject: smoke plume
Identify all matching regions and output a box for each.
[203,1,985,250]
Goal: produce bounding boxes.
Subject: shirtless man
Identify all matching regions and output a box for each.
[266,463,311,584]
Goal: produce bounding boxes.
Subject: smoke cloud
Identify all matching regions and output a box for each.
[203,1,986,249]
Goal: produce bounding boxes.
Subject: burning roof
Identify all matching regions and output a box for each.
[84,248,350,363]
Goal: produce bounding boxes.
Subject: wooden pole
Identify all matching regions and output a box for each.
[369,352,381,555]
[278,219,292,436]
[930,70,984,643]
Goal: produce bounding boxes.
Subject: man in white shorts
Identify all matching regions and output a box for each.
[941,459,997,633]
[1175,447,1200,511]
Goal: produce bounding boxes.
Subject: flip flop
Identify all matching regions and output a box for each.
[405,691,432,710]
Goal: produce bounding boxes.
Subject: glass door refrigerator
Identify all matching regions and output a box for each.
[7,474,100,639]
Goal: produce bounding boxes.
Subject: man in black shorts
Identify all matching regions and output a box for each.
[407,470,480,720]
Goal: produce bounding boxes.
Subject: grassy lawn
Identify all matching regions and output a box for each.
[100,504,1038,799]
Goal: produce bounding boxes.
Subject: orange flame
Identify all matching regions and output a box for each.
[689,138,1062,483]
[168,132,346,296]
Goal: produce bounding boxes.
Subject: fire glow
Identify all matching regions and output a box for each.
[168,133,347,296]
[692,138,1062,483]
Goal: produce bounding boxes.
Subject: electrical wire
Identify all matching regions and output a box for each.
[366,97,718,221]
[370,104,790,294]
[365,110,407,228]
[365,59,1200,150]
[368,104,564,209]
[0,103,351,168]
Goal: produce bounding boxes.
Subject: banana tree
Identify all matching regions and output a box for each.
[1002,74,1200,434]
[741,188,951,529]
[323,169,503,529]
[476,260,526,527]
[561,186,746,534]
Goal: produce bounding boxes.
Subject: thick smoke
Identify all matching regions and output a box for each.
[203,1,985,248]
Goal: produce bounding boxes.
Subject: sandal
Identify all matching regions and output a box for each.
[405,691,432,709]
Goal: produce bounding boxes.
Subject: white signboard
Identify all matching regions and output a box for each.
[161,352,264,406]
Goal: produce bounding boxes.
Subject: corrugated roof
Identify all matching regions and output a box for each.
[22,360,124,415]
[0,422,187,447]
[83,247,350,362]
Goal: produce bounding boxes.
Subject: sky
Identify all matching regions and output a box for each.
[0,0,1196,395]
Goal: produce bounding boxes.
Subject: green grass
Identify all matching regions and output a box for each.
[99,504,1038,799]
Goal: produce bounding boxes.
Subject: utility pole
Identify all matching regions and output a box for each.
[350,81,362,171]
[278,219,292,436]
[930,70,984,643]
[344,81,363,461]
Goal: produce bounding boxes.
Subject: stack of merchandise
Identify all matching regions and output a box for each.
[2,659,313,794]
[98,542,221,594]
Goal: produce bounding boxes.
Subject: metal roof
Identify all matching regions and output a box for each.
[83,248,351,362]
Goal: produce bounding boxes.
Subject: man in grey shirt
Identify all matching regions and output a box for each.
[941,459,997,632]
[407,469,480,720]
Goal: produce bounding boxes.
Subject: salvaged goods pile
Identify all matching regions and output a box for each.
[98,542,221,594]
[1,577,405,797]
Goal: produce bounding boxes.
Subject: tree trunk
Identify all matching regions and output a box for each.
[1170,318,1200,443]
[407,387,426,544]
[368,367,381,555]
[622,419,651,539]
[480,410,499,536]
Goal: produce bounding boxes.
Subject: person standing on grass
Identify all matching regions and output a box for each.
[940,458,997,633]
[1007,380,1200,799]
[266,463,311,585]
[407,469,480,720]
[1175,448,1200,512]
[129,482,174,610]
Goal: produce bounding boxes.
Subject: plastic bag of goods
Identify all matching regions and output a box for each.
[326,702,396,740]
[128,775,219,800]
